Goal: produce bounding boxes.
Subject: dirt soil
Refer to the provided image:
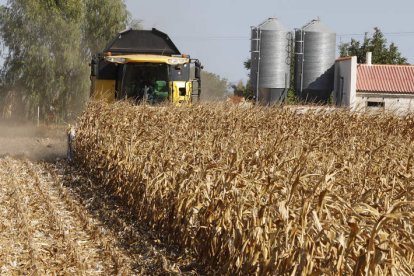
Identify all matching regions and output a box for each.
[0,122,67,161]
[0,124,201,275]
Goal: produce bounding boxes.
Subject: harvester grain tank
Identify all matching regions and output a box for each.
[251,18,292,105]
[294,19,336,103]
[90,28,202,105]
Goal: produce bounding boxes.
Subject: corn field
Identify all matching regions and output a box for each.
[73,101,414,275]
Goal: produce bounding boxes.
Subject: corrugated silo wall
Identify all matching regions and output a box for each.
[295,29,336,103]
[257,30,291,105]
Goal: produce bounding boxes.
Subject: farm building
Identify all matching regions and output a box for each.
[333,53,414,113]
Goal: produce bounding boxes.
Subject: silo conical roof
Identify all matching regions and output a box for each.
[302,19,335,33]
[257,17,288,31]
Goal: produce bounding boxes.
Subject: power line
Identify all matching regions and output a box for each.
[173,31,414,41]
[173,36,249,41]
[338,31,414,37]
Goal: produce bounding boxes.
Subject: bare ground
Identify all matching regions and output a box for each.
[0,122,67,161]
[0,124,202,275]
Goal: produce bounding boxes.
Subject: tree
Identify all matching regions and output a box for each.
[201,71,229,101]
[83,0,129,56]
[243,59,251,71]
[339,27,408,64]
[128,19,143,30]
[240,58,254,100]
[231,79,254,100]
[0,0,129,122]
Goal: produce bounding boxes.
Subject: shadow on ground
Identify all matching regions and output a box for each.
[47,161,206,275]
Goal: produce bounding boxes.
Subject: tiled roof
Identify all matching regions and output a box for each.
[356,64,414,94]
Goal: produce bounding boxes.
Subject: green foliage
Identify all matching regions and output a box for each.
[201,70,229,101]
[84,0,129,56]
[286,89,297,104]
[242,57,255,100]
[0,0,129,122]
[243,58,251,70]
[339,27,408,65]
[231,80,245,97]
[231,80,254,100]
[287,44,296,103]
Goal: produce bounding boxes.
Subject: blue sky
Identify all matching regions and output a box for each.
[1,0,413,83]
[126,0,414,83]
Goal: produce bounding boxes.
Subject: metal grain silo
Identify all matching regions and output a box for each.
[250,18,291,105]
[295,19,336,103]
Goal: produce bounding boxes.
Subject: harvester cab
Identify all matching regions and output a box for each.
[90,28,202,105]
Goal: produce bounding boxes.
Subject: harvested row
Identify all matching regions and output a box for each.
[0,157,194,275]
[75,101,414,275]
[0,157,146,274]
[49,161,199,274]
[0,158,109,274]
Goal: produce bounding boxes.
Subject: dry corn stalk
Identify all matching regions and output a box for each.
[75,101,414,275]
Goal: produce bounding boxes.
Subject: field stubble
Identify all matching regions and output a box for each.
[0,157,200,275]
[75,102,414,275]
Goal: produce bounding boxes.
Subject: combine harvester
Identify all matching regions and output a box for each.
[68,28,203,159]
[90,28,202,104]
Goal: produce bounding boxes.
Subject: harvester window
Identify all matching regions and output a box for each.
[119,63,169,103]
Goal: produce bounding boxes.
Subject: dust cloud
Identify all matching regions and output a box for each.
[0,121,67,162]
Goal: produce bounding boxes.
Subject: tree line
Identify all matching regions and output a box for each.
[0,0,131,122]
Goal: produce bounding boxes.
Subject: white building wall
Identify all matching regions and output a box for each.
[334,56,414,114]
[333,56,357,108]
[355,93,414,114]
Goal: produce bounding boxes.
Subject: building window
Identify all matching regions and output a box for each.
[367,101,384,108]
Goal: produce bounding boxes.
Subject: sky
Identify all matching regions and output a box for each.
[125,0,414,83]
[1,0,413,84]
